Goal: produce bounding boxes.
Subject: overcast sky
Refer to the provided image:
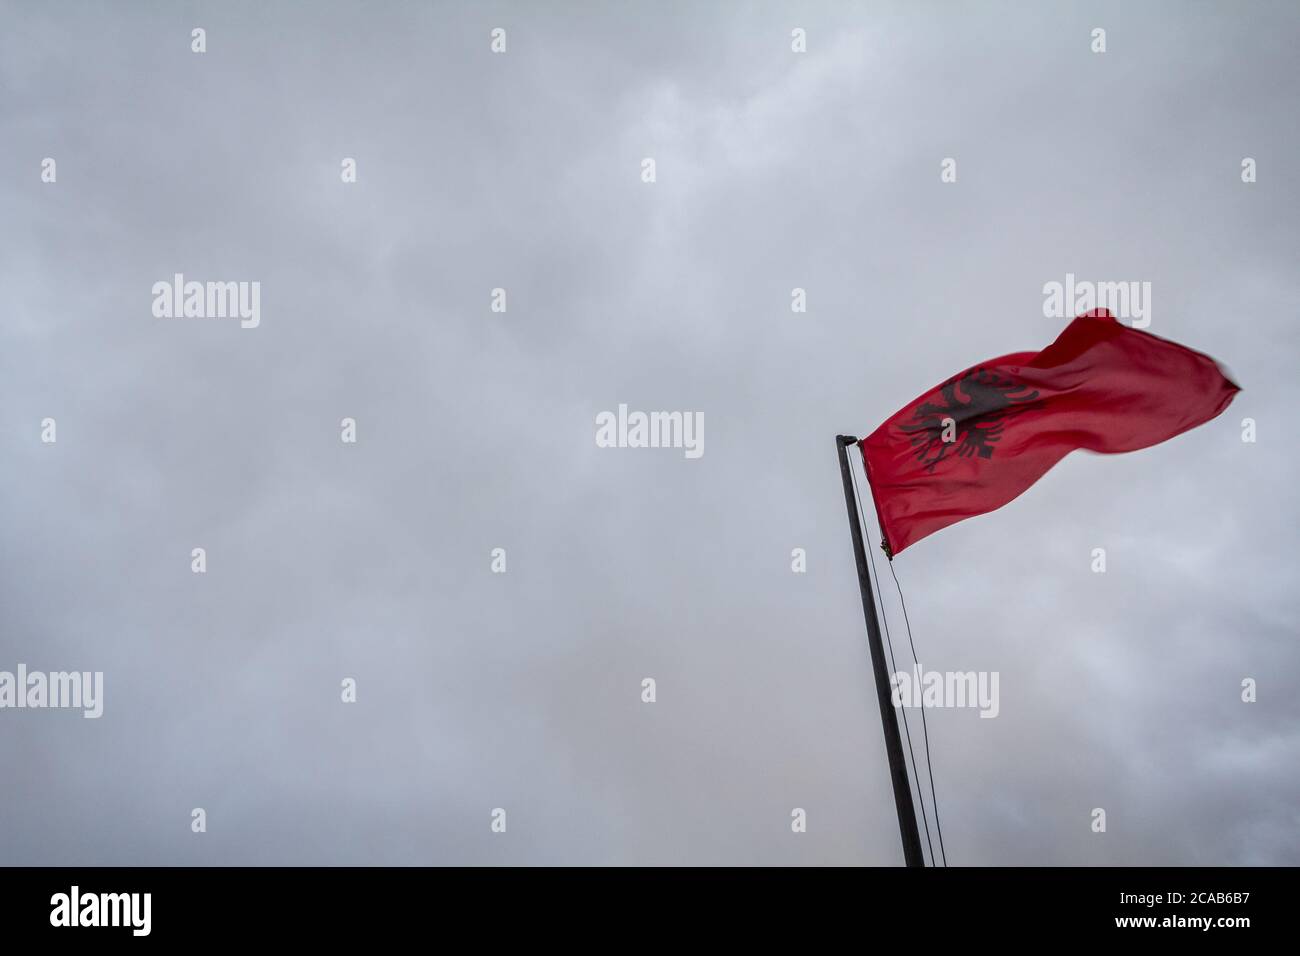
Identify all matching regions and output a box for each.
[1,0,1296,865]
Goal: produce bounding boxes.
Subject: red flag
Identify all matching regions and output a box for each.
[861,310,1239,556]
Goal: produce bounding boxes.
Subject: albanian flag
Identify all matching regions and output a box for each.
[861,309,1239,557]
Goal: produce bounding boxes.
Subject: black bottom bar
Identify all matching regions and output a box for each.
[0,865,1285,941]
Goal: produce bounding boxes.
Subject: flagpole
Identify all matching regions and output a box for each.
[836,435,925,867]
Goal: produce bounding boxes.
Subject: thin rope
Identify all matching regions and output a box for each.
[848,451,935,866]
[887,557,948,866]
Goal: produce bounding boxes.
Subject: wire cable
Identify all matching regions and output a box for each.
[888,557,948,866]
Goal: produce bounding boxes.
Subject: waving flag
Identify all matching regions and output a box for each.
[861,309,1239,556]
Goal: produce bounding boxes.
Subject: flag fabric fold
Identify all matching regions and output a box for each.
[861,309,1239,556]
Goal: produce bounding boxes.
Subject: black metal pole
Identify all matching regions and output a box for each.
[836,434,925,867]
